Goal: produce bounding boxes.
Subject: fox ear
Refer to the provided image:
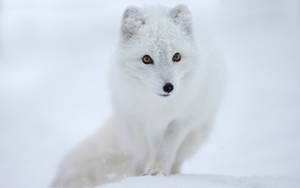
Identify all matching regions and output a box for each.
[169,4,192,35]
[121,6,145,41]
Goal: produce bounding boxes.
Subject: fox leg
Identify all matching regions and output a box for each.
[143,122,166,175]
[148,120,190,175]
[171,122,212,174]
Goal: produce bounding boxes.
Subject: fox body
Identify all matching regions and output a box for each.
[53,4,225,188]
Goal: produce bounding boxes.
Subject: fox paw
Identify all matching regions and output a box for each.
[143,168,168,176]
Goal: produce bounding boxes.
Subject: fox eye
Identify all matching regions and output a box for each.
[172,52,181,62]
[142,55,154,64]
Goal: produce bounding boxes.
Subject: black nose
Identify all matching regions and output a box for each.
[163,83,174,93]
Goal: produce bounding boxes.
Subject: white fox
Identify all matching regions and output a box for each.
[53,4,225,188]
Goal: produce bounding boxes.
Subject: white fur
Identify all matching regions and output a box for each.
[52,4,225,188]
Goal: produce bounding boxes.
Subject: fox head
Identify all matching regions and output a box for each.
[116,5,198,98]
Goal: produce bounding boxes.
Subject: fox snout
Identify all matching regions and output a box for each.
[163,82,174,93]
[159,82,174,97]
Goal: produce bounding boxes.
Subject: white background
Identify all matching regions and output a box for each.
[0,0,300,187]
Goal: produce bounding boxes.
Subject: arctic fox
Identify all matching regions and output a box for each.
[53,4,225,188]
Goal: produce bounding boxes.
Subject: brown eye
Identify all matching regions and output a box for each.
[142,55,153,64]
[172,52,181,62]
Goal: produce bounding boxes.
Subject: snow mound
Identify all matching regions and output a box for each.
[98,174,300,188]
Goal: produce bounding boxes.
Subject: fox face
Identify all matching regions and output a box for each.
[117,5,198,98]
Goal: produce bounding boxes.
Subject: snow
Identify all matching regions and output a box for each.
[1,0,300,188]
[98,174,300,188]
